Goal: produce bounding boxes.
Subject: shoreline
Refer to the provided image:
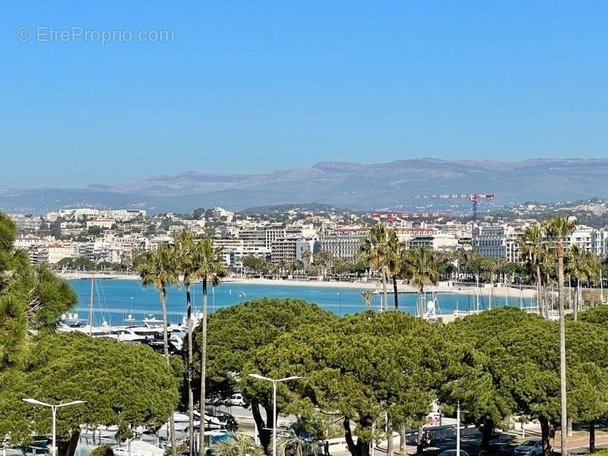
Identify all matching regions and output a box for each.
[58,272,537,299]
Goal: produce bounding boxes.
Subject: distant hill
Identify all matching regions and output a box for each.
[2,158,608,215]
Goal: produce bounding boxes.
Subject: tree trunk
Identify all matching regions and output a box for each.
[382,267,388,312]
[480,419,493,450]
[161,292,177,456]
[251,400,271,454]
[539,418,552,456]
[199,279,208,456]
[557,244,568,456]
[590,420,596,453]
[344,418,370,456]
[536,265,544,318]
[573,281,579,321]
[186,282,195,456]
[386,416,393,456]
[399,425,407,456]
[60,429,80,456]
[392,275,399,310]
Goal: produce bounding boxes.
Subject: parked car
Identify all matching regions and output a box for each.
[437,450,470,456]
[479,443,514,456]
[513,439,543,456]
[228,393,246,407]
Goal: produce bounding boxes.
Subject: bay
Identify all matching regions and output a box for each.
[67,278,535,326]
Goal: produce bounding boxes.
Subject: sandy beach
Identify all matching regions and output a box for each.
[59,272,537,299]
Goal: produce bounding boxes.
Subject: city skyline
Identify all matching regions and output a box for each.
[2,1,607,188]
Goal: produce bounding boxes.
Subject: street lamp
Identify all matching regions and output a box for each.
[249,374,301,456]
[336,292,342,316]
[22,398,86,456]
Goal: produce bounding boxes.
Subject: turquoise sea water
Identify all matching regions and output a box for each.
[67,279,536,326]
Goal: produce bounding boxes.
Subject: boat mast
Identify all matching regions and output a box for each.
[476,273,480,312]
[88,271,95,335]
[601,269,604,304]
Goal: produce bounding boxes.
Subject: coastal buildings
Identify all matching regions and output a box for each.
[471,224,523,262]
[6,206,608,273]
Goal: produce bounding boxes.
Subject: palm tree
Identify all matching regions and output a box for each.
[361,290,374,309]
[566,245,600,320]
[566,245,587,320]
[402,247,440,318]
[213,433,264,456]
[192,237,227,456]
[174,230,198,456]
[386,229,406,310]
[137,243,180,456]
[360,223,392,311]
[542,215,576,456]
[278,432,321,456]
[519,224,547,317]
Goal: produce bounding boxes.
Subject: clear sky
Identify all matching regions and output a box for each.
[1,1,607,188]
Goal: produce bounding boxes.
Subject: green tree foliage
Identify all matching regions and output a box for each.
[192,208,206,220]
[250,311,440,456]
[576,305,608,325]
[241,256,269,276]
[202,298,336,453]
[89,445,115,456]
[439,308,543,450]
[213,433,264,456]
[5,332,177,454]
[441,307,608,456]
[0,214,77,368]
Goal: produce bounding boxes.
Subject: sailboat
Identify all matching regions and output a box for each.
[58,272,125,338]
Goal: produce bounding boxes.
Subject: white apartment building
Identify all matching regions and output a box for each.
[591,229,608,256]
[408,233,460,252]
[46,242,78,264]
[320,233,366,261]
[471,224,522,262]
[296,239,318,266]
[14,234,47,250]
[87,218,115,230]
[563,226,593,252]
[57,208,101,220]
[270,238,298,264]
[103,209,147,221]
[9,214,42,232]
[213,238,271,268]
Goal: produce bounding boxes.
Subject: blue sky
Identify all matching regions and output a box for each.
[1,1,607,188]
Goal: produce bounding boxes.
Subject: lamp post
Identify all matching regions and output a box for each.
[249,374,301,456]
[22,398,86,456]
[336,292,342,316]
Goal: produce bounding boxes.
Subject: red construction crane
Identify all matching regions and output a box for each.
[411,192,495,220]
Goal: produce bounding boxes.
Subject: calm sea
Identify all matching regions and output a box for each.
[67,279,535,326]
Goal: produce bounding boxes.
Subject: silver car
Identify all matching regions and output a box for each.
[513,439,543,456]
[437,450,470,456]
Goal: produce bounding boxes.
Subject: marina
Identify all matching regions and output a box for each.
[66,277,538,327]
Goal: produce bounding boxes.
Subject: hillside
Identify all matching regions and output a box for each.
[2,158,607,214]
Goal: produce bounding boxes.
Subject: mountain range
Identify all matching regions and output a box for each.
[3,158,608,215]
